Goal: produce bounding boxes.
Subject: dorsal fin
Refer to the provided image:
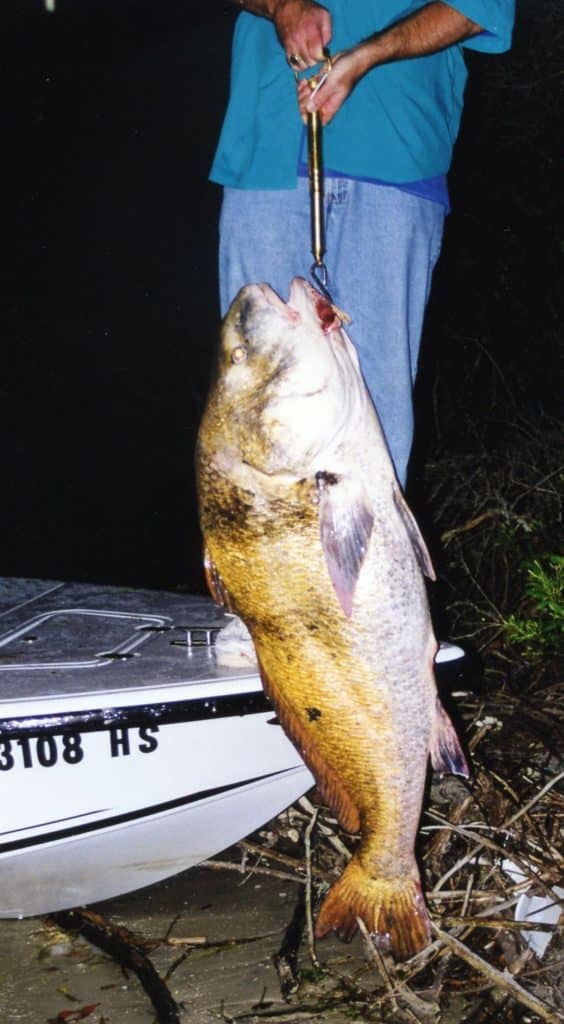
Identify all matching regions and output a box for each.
[392,482,436,581]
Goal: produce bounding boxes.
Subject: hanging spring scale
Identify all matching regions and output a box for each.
[295,54,350,321]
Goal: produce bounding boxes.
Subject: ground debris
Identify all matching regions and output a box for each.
[47,1007,100,1024]
[226,594,564,1023]
[273,887,306,999]
[50,908,181,1024]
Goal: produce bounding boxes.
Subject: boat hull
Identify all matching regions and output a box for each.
[0,579,313,917]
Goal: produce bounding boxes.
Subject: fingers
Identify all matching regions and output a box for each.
[297,78,342,126]
[284,32,326,68]
[297,78,312,122]
[315,85,346,126]
[293,26,329,67]
[276,0,332,68]
[299,51,358,125]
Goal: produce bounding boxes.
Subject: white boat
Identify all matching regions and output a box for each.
[0,578,469,919]
[0,578,313,918]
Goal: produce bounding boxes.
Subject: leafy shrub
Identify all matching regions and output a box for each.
[503,554,564,658]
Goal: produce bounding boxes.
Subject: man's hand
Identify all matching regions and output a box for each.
[297,2,482,126]
[273,0,332,68]
[297,50,362,125]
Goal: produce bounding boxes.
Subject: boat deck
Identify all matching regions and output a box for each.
[0,578,256,717]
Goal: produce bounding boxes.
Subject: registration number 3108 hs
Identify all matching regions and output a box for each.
[0,725,160,771]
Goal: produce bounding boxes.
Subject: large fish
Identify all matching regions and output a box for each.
[195,278,469,960]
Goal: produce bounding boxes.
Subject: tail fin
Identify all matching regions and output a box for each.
[315,859,431,961]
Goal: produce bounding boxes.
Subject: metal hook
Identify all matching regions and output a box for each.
[310,260,332,302]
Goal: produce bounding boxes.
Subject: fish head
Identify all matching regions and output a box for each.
[204,277,369,478]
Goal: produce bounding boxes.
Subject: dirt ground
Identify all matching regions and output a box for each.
[0,853,371,1024]
[2,775,562,1024]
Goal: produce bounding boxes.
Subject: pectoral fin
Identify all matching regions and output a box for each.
[392,482,436,581]
[430,699,470,778]
[317,471,374,618]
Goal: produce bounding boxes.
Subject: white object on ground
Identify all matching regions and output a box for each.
[502,858,564,958]
[435,641,465,664]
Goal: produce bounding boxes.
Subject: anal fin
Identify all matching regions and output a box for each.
[430,698,470,778]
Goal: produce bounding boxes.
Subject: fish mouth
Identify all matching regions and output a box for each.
[257,283,301,324]
[257,278,341,333]
[288,277,340,332]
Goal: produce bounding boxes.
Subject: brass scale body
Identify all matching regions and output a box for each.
[299,55,333,300]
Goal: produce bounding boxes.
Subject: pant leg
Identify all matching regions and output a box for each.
[325,179,445,487]
[218,180,312,316]
[218,178,444,488]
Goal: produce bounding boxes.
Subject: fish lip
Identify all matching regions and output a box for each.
[252,278,340,338]
[287,276,312,315]
[256,278,317,325]
[255,278,328,328]
[288,277,340,333]
[257,282,301,323]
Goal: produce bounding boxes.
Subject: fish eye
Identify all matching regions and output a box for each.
[231,345,247,364]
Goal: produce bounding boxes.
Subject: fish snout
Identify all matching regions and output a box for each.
[288,277,342,334]
[225,283,300,338]
[258,283,301,324]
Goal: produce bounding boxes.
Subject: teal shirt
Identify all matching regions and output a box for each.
[210,0,514,189]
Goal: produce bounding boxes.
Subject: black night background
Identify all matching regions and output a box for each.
[3,1,562,602]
